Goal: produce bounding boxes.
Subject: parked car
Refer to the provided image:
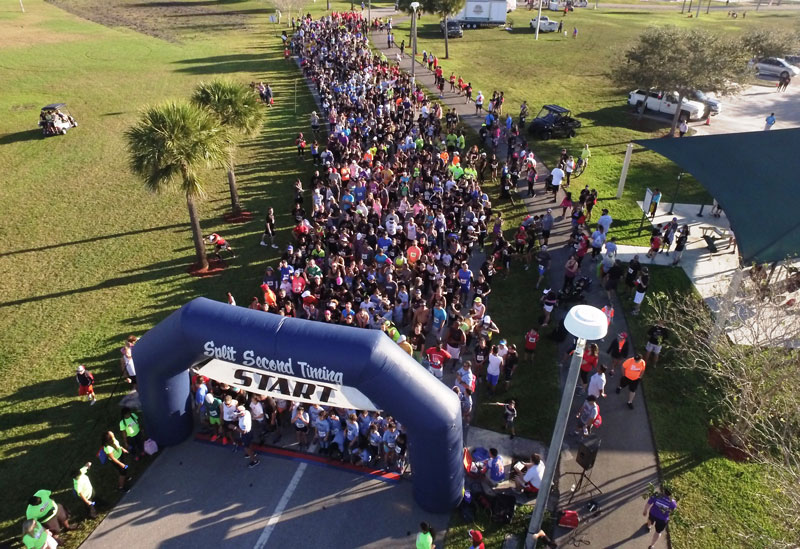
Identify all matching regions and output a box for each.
[440,19,463,38]
[627,89,705,121]
[783,54,800,67]
[689,90,722,116]
[527,104,581,140]
[750,57,800,79]
[529,15,559,32]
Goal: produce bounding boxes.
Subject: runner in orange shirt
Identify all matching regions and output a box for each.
[616,353,646,409]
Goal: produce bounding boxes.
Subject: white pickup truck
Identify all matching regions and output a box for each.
[529,16,559,32]
[627,89,705,121]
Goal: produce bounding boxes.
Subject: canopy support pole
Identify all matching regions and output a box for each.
[616,143,633,199]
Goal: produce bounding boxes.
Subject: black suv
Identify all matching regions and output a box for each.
[528,104,581,140]
[440,20,463,38]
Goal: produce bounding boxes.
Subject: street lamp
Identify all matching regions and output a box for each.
[525,305,608,549]
[410,2,420,81]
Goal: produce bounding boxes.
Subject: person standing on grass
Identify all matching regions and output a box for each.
[617,353,646,409]
[645,320,669,367]
[102,431,130,492]
[75,365,96,406]
[643,488,677,549]
[524,327,539,362]
[120,335,138,391]
[119,407,145,461]
[72,462,97,518]
[678,120,688,137]
[632,267,650,315]
[624,255,641,295]
[606,331,630,377]
[486,345,504,395]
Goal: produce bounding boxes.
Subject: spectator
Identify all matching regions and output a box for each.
[75,365,96,406]
[416,522,436,549]
[72,462,97,518]
[101,431,130,492]
[514,453,545,495]
[21,520,58,549]
[119,407,145,461]
[645,320,669,367]
[120,335,138,390]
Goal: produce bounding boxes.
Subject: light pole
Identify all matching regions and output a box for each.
[667,172,683,215]
[410,2,420,82]
[534,0,543,40]
[525,305,608,549]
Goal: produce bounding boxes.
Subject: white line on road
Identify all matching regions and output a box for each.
[253,462,307,549]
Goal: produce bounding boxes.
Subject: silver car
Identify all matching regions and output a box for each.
[753,57,800,79]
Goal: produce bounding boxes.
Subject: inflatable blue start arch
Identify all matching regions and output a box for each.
[133,297,464,513]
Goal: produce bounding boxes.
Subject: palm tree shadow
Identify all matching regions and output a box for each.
[0,129,42,145]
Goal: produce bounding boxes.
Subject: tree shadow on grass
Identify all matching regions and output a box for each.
[580,104,672,133]
[0,129,42,145]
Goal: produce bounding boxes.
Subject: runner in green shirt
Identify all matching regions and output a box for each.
[21,520,53,549]
[415,522,436,549]
[25,489,72,533]
[72,462,97,518]
[102,430,130,491]
[119,407,144,459]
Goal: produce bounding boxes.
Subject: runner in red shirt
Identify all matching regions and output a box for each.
[524,328,539,362]
[425,343,452,380]
[206,233,235,260]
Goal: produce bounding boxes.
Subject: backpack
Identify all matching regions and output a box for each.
[491,494,516,525]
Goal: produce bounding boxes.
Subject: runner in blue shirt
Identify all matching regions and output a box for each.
[457,262,473,301]
[488,448,505,486]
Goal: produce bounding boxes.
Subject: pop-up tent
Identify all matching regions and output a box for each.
[635,128,800,265]
[132,297,464,513]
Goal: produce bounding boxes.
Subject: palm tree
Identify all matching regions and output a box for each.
[125,101,230,271]
[192,80,265,219]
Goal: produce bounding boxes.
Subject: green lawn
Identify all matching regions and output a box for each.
[620,266,794,548]
[394,8,799,245]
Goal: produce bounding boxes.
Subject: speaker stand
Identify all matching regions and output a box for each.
[565,467,603,504]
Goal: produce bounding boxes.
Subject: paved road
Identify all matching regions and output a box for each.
[694,76,800,135]
[84,440,449,549]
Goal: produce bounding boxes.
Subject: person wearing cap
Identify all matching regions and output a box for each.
[75,365,96,406]
[205,392,223,441]
[606,331,630,377]
[468,528,485,549]
[236,404,260,467]
[397,335,413,356]
[470,296,486,323]
[21,519,58,549]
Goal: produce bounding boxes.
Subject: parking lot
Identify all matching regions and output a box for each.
[83,440,450,549]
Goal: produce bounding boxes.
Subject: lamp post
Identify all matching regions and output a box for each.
[525,305,608,549]
[534,0,543,40]
[667,172,683,216]
[410,2,420,82]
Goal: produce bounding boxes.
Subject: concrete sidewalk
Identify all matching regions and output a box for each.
[369,12,663,548]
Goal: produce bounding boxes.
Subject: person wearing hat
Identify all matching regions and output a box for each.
[26,489,73,535]
[468,529,485,549]
[75,365,96,406]
[236,404,260,467]
[606,331,630,377]
[21,519,58,549]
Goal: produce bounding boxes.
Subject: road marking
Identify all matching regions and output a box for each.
[253,462,307,549]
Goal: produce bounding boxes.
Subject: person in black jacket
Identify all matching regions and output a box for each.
[606,331,630,377]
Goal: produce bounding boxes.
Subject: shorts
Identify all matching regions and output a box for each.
[429,366,443,379]
[538,265,546,276]
[634,291,646,305]
[543,304,554,313]
[579,369,589,385]
[620,376,640,392]
[487,373,499,386]
[240,431,253,447]
[209,416,221,425]
[541,229,551,239]
[128,375,137,385]
[645,341,662,355]
[504,367,514,381]
[295,425,309,433]
[648,514,668,533]
[79,385,94,396]
[446,344,461,359]
[524,346,536,354]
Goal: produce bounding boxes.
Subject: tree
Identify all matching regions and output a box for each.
[646,284,800,546]
[192,80,265,219]
[273,0,306,24]
[740,29,800,61]
[125,102,230,271]
[611,26,749,137]
[424,0,467,59]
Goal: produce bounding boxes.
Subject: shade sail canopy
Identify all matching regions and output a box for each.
[635,128,800,264]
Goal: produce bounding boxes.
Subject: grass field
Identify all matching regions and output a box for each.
[393,7,799,245]
[620,266,794,548]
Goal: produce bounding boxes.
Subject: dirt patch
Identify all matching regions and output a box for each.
[45,0,253,42]
[707,426,751,463]
[0,16,89,48]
